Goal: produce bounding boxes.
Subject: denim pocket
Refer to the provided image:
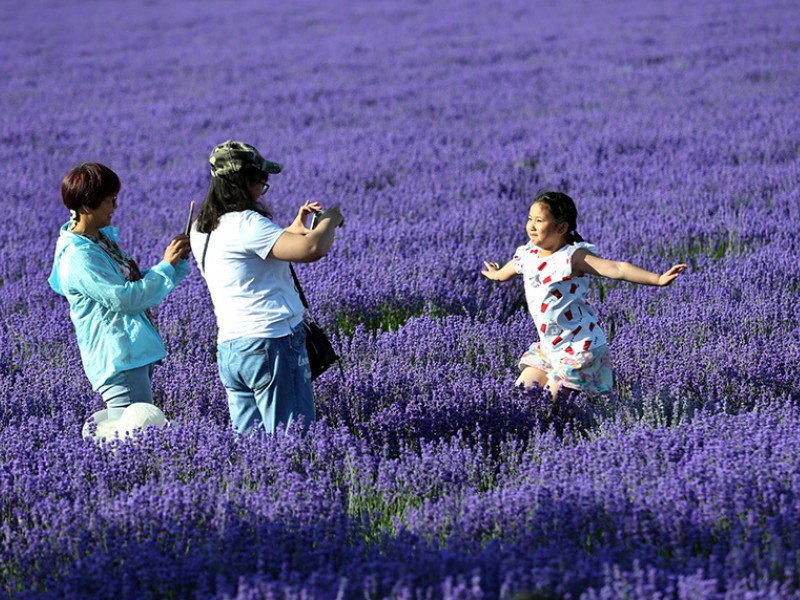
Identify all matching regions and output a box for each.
[236,341,274,391]
[238,347,269,358]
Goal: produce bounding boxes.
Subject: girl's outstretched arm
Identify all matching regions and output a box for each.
[481,260,518,281]
[572,249,687,286]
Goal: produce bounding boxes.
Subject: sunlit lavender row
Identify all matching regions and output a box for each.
[1,0,799,597]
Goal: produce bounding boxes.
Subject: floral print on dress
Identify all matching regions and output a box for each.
[513,241,612,393]
[520,341,613,393]
[513,241,607,355]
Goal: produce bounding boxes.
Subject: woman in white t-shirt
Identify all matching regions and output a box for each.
[190,140,344,434]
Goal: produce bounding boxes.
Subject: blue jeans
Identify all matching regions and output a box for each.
[217,323,315,435]
[97,364,155,420]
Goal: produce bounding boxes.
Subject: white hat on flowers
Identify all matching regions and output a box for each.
[82,403,167,441]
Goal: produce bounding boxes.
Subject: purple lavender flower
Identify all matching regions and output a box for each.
[1,0,799,597]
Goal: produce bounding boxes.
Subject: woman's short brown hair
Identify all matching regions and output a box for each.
[61,162,121,211]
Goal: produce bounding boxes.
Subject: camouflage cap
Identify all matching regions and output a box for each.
[209,140,283,177]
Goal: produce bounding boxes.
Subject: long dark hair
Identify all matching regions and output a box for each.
[195,167,272,233]
[532,190,584,244]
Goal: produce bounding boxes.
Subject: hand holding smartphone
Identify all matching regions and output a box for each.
[310,210,320,230]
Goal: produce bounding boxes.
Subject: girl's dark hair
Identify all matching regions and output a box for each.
[61,162,121,211]
[195,167,272,233]
[533,190,584,243]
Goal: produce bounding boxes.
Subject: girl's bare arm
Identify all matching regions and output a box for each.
[481,260,518,281]
[573,249,687,286]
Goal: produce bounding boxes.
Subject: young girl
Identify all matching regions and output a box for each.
[481,191,686,399]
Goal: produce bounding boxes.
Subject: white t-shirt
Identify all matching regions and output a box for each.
[190,210,305,342]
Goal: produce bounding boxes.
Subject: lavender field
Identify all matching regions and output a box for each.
[2,0,800,597]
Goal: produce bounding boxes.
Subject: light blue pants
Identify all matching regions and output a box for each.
[97,363,155,420]
[217,323,315,435]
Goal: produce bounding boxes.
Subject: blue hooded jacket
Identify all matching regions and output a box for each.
[49,223,189,389]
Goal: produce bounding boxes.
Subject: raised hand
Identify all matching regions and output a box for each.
[287,201,323,234]
[481,260,502,279]
[481,260,517,282]
[657,264,688,286]
[163,234,191,266]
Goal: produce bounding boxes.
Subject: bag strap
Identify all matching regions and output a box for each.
[289,264,309,310]
[201,231,211,274]
[291,264,322,323]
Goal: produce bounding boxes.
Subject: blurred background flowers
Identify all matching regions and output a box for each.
[1,0,799,597]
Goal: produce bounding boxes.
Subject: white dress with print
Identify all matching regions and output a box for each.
[513,241,607,358]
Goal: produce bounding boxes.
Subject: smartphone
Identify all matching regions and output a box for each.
[310,210,320,230]
[183,201,195,236]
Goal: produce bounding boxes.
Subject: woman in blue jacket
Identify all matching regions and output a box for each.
[49,162,190,419]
